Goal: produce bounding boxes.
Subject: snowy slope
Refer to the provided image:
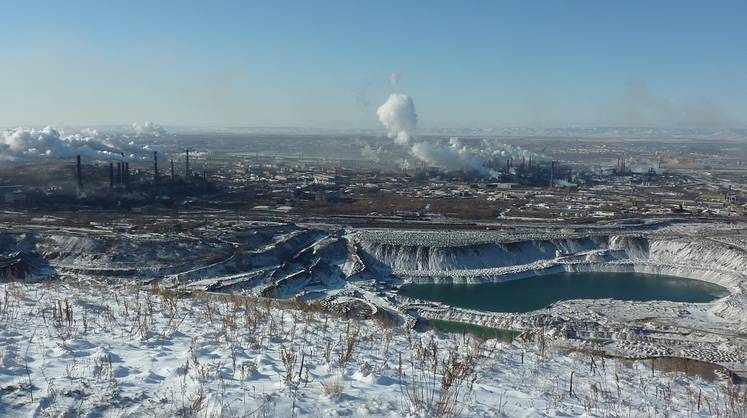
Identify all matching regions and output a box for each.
[0,280,741,417]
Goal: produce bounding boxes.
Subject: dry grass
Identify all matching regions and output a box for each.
[2,277,747,417]
[320,372,344,398]
[402,334,480,417]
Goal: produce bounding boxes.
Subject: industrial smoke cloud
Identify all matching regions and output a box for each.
[0,126,153,161]
[411,138,490,175]
[375,93,540,176]
[132,121,167,137]
[376,94,418,145]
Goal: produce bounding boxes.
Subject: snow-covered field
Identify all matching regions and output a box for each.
[1,279,745,417]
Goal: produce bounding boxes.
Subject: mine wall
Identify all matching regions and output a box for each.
[354,234,745,290]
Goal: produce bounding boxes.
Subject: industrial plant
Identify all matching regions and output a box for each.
[2,0,747,415]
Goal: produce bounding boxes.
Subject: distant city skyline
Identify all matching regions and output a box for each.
[2,0,746,129]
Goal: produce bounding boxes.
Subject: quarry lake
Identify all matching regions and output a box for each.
[399,272,729,313]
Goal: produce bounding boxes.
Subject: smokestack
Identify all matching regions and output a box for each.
[170,159,175,183]
[185,149,190,179]
[119,152,125,187]
[550,161,555,187]
[109,162,114,189]
[506,159,510,172]
[117,162,122,186]
[154,151,159,185]
[76,155,83,189]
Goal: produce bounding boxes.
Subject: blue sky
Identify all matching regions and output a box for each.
[1,0,745,128]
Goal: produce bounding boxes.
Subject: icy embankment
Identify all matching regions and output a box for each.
[352,231,746,293]
[352,229,747,334]
[0,280,742,417]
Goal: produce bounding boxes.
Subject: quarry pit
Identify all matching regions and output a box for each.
[3,215,747,377]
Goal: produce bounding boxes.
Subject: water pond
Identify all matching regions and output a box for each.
[400,272,729,313]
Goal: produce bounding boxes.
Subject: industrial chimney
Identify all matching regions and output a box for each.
[170,159,175,183]
[550,161,555,188]
[76,155,83,189]
[185,149,191,179]
[154,151,159,185]
[109,162,114,189]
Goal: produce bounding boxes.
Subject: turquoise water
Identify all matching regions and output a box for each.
[400,272,729,313]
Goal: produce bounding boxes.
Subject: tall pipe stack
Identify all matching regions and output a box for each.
[117,162,122,186]
[124,162,130,189]
[109,162,114,189]
[154,151,159,185]
[170,159,175,183]
[185,149,190,179]
[76,155,83,189]
[550,161,555,187]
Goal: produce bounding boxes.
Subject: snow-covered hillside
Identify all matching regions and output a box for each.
[3,219,747,398]
[1,280,743,417]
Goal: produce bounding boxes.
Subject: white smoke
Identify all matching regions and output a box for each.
[480,140,542,161]
[376,94,418,145]
[388,72,400,87]
[360,144,384,162]
[132,121,167,137]
[411,138,492,175]
[376,93,542,177]
[0,126,153,161]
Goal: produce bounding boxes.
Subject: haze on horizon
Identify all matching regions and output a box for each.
[1,0,746,130]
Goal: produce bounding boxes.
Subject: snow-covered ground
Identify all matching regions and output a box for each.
[1,279,745,417]
[3,218,747,416]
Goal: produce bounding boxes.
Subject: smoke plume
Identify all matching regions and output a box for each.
[360,144,384,162]
[376,93,541,177]
[376,94,418,145]
[411,138,492,175]
[132,121,167,137]
[388,72,400,87]
[0,126,153,161]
